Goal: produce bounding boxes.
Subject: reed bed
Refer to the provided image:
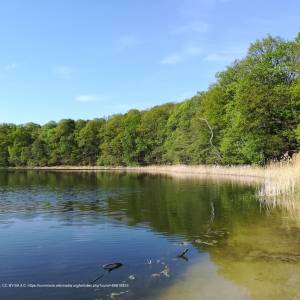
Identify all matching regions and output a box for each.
[137,156,300,221]
[13,155,300,219]
[146,155,300,198]
[259,153,300,198]
[21,153,300,198]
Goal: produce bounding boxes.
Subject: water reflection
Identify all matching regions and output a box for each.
[0,170,299,299]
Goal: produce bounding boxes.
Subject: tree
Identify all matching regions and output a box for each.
[137,103,175,165]
[51,119,78,165]
[0,124,15,167]
[98,115,125,165]
[0,34,299,167]
[8,123,40,166]
[76,119,104,165]
[163,96,215,164]
[121,110,141,165]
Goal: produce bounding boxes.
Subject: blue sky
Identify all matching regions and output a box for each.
[0,0,299,124]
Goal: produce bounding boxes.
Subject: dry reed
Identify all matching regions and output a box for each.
[24,153,300,198]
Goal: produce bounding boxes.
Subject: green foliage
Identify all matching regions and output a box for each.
[76,119,104,165]
[121,110,141,165]
[0,124,15,167]
[0,33,299,167]
[97,115,125,166]
[203,35,300,164]
[296,125,300,142]
[137,103,175,165]
[163,95,217,164]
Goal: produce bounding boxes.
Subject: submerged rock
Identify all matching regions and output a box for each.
[103,262,123,272]
[161,265,170,278]
[110,291,128,299]
[151,265,170,278]
[180,241,189,246]
[194,239,216,246]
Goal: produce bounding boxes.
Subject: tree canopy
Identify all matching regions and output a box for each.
[1,34,299,167]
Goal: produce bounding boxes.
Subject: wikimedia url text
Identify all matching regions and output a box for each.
[1,283,129,289]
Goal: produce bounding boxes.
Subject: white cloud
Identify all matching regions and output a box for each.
[160,53,182,65]
[75,95,99,102]
[174,21,209,34]
[53,65,76,79]
[4,62,18,71]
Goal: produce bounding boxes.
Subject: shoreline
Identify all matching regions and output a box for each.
[4,164,266,179]
[4,156,299,198]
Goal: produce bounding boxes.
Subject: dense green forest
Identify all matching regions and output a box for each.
[1,34,299,167]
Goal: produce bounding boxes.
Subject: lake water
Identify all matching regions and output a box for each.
[0,170,300,300]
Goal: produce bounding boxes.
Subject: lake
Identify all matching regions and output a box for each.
[0,170,299,300]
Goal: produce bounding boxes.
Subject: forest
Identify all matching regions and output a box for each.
[1,34,299,167]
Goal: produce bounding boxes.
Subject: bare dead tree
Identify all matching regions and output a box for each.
[199,117,223,162]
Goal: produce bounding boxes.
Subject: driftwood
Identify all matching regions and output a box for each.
[90,262,123,284]
[177,248,189,261]
[103,262,123,272]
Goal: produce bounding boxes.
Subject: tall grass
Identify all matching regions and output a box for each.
[27,153,300,198]
[136,154,300,199]
[140,156,300,220]
[257,154,300,220]
[19,154,300,219]
[259,153,300,198]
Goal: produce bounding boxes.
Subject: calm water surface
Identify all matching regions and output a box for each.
[0,170,300,300]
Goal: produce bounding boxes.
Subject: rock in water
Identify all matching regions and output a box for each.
[161,265,170,278]
[110,291,128,299]
[103,262,123,272]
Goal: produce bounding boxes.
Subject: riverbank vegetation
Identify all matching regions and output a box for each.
[0,34,299,168]
[19,153,299,199]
